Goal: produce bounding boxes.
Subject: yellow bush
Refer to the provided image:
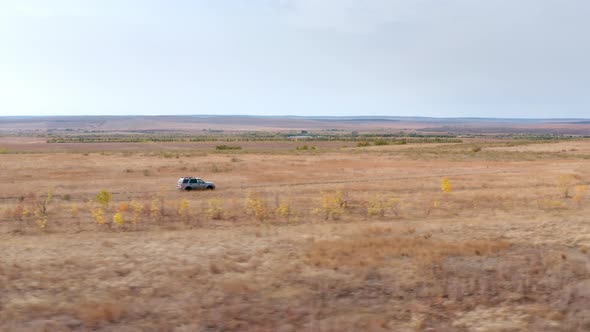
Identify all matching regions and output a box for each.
[275,200,292,221]
[317,191,346,220]
[113,211,125,226]
[150,200,161,222]
[207,198,224,220]
[244,192,269,221]
[91,207,106,225]
[441,177,452,193]
[21,188,54,229]
[177,198,190,220]
[367,196,386,217]
[96,190,112,208]
[367,195,400,217]
[130,200,143,224]
[34,211,47,230]
[118,202,129,212]
[21,206,30,219]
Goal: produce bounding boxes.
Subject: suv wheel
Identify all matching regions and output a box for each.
[185,187,192,191]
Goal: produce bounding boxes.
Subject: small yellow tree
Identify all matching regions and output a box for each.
[317,191,346,220]
[367,195,400,217]
[441,177,452,193]
[34,211,47,230]
[96,190,112,208]
[130,200,143,225]
[244,192,269,221]
[113,211,125,226]
[91,207,106,225]
[206,198,224,220]
[118,201,129,212]
[26,188,54,231]
[177,198,191,222]
[275,199,292,221]
[150,200,162,223]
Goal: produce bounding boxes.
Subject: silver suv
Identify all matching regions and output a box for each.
[177,177,216,191]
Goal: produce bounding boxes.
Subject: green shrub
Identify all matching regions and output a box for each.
[216,145,242,150]
[374,139,389,146]
[96,190,112,208]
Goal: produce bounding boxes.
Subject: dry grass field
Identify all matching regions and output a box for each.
[2,137,590,331]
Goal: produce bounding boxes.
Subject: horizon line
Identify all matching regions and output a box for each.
[1,114,590,121]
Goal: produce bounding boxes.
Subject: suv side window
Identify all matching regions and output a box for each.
[189,179,198,184]
[198,179,204,184]
[183,179,189,184]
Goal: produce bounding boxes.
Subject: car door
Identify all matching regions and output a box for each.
[189,178,198,189]
[197,179,206,190]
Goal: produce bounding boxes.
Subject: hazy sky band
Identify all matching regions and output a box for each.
[1,0,589,117]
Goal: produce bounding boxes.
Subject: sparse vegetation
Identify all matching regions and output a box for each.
[441,177,453,193]
[215,144,242,150]
[373,139,389,146]
[129,200,143,225]
[150,199,162,223]
[96,189,112,208]
[91,206,106,225]
[112,211,125,226]
[559,173,580,198]
[177,198,191,222]
[316,191,347,220]
[367,195,400,217]
[244,191,269,222]
[573,184,588,206]
[275,198,292,221]
[2,134,590,330]
[357,141,371,147]
[206,198,224,220]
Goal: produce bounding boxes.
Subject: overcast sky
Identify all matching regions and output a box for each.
[1,0,589,118]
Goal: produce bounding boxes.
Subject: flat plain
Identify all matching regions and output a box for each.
[1,117,590,331]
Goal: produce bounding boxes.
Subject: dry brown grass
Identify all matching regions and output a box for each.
[1,138,590,331]
[306,228,511,269]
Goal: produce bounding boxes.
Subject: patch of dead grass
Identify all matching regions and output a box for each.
[76,302,126,327]
[305,227,511,269]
